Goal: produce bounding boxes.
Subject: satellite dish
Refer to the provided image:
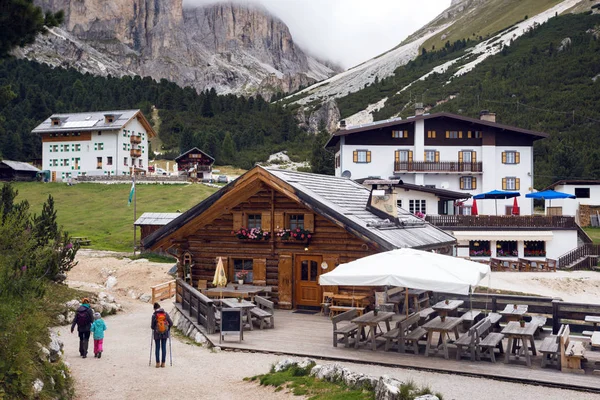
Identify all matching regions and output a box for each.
[341,170,352,178]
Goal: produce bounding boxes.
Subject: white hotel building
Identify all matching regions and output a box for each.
[327,109,585,265]
[33,109,156,181]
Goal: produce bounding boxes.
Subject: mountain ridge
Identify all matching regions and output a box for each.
[16,0,340,98]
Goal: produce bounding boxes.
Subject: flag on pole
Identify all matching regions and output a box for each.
[127,178,135,206]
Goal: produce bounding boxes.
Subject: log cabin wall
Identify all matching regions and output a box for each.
[176,183,378,309]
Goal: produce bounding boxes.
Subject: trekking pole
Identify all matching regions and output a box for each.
[169,335,173,366]
[148,332,153,367]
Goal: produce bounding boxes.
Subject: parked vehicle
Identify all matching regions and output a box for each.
[217,175,228,183]
[155,168,167,175]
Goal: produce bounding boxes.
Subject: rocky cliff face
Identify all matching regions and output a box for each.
[22,0,339,97]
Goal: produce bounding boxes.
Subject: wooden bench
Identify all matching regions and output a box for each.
[591,332,600,350]
[383,312,426,354]
[475,319,504,363]
[559,324,586,374]
[540,325,563,368]
[529,315,547,336]
[250,296,274,329]
[487,312,502,330]
[329,305,365,317]
[332,309,359,348]
[455,318,485,361]
[460,310,482,330]
[418,307,436,323]
[72,237,91,246]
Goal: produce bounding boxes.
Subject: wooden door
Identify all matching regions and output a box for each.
[295,255,322,307]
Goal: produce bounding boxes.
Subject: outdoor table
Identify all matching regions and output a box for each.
[585,315,600,328]
[422,316,462,359]
[501,321,537,367]
[499,304,528,322]
[205,284,271,301]
[221,298,257,331]
[331,293,368,307]
[396,289,427,313]
[351,311,394,351]
[432,299,464,318]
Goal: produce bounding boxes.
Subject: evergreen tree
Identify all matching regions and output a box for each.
[221,132,236,165]
[310,123,334,175]
[0,0,64,57]
[31,194,58,247]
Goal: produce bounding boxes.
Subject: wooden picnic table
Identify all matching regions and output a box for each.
[501,321,537,367]
[499,304,528,322]
[432,300,464,318]
[351,311,394,351]
[205,284,270,301]
[389,289,428,313]
[585,315,600,327]
[422,316,462,359]
[221,298,257,331]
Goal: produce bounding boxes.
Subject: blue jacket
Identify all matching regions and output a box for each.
[91,319,107,340]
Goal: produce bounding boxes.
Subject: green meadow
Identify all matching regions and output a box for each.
[11,182,217,252]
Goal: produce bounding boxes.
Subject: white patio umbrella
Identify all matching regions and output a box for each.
[212,257,227,288]
[319,248,490,316]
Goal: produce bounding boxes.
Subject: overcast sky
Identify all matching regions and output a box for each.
[183,0,451,69]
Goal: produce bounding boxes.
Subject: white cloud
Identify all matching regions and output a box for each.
[183,0,451,69]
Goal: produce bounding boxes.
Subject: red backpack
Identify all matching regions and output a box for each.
[155,311,168,334]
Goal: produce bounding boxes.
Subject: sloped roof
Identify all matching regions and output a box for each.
[134,213,181,226]
[360,178,471,200]
[0,160,40,172]
[544,180,600,190]
[142,166,455,251]
[326,112,548,147]
[174,147,215,163]
[31,109,156,137]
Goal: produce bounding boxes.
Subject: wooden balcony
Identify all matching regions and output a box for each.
[130,135,142,145]
[130,149,142,158]
[425,215,577,229]
[394,161,483,173]
[197,165,211,172]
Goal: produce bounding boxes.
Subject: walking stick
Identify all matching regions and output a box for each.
[148,332,153,366]
[169,335,173,366]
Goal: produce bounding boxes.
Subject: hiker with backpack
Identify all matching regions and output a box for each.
[151,302,173,368]
[91,312,107,358]
[70,298,95,358]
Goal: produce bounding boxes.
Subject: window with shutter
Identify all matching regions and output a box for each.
[515,152,520,164]
[515,178,520,190]
[502,178,507,190]
[261,212,271,231]
[435,151,440,162]
[274,212,284,230]
[354,150,369,163]
[502,152,507,163]
[353,151,358,163]
[247,214,262,229]
[233,212,243,230]
[408,151,413,162]
[504,151,518,164]
[366,151,371,163]
[304,213,314,231]
[472,177,477,189]
[458,151,463,163]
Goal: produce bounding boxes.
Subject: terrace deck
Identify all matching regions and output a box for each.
[200,309,600,393]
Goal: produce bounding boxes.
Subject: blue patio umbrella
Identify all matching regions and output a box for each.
[525,190,576,210]
[473,190,521,215]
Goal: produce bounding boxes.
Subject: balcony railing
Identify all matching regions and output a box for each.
[130,135,142,145]
[425,215,577,229]
[394,161,483,173]
[130,149,142,158]
[197,165,211,171]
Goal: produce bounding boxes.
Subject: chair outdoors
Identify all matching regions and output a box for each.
[475,318,504,363]
[540,325,563,369]
[250,295,275,329]
[197,279,208,292]
[559,324,586,374]
[518,258,531,272]
[545,259,557,272]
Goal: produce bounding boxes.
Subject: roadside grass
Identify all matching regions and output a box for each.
[583,227,600,245]
[42,283,93,324]
[12,182,217,252]
[247,363,442,400]
[475,287,541,297]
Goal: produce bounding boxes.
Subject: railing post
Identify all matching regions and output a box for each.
[491,296,497,312]
[552,299,561,334]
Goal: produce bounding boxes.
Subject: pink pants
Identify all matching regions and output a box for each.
[94,339,103,354]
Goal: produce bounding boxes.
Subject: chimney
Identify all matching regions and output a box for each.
[415,102,425,116]
[366,183,398,221]
[50,117,61,126]
[479,110,496,123]
[339,119,346,130]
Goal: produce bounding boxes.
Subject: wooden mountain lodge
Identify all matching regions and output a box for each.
[142,167,455,309]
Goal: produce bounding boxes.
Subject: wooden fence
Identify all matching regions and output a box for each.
[176,278,217,334]
[394,161,483,173]
[431,292,600,335]
[150,279,176,304]
[426,215,577,229]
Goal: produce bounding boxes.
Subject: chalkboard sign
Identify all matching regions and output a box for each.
[220,308,243,343]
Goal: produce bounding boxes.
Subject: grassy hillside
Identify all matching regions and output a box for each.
[12,182,217,252]
[416,0,564,53]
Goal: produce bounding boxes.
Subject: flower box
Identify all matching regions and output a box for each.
[276,228,312,243]
[232,227,271,241]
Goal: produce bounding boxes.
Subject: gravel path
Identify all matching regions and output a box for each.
[55,299,293,400]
